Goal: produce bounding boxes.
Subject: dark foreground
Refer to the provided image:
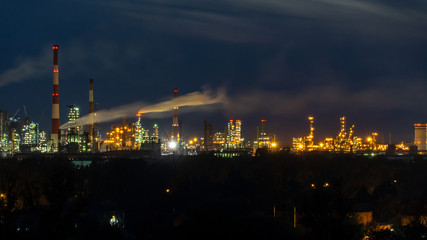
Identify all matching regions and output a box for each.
[0,152,426,239]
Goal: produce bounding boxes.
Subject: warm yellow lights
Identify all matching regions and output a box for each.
[293,116,386,153]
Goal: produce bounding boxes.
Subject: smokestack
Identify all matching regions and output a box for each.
[51,45,60,150]
[172,88,179,142]
[261,119,266,135]
[89,79,94,150]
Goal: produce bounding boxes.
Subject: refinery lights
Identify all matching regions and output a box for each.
[168,141,177,150]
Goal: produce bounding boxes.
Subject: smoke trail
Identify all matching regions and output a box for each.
[59,89,225,129]
[0,51,50,87]
[137,89,225,114]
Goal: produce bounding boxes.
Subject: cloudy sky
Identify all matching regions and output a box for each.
[1,0,427,145]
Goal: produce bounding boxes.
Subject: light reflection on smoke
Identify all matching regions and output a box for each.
[59,89,225,129]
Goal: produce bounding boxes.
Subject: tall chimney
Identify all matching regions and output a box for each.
[89,79,94,150]
[51,45,60,150]
[261,119,266,135]
[172,88,179,142]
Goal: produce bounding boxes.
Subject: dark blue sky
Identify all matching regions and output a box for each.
[1,0,427,145]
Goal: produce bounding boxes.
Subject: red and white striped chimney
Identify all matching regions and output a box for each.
[51,45,60,149]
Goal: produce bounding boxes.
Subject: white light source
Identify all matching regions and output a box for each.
[168,141,177,149]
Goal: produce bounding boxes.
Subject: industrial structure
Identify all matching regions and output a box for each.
[0,44,421,158]
[209,119,244,150]
[203,120,214,151]
[0,109,47,154]
[414,123,427,152]
[253,120,277,151]
[172,88,179,143]
[89,79,94,152]
[20,117,40,153]
[291,116,411,154]
[105,117,159,151]
[51,45,60,151]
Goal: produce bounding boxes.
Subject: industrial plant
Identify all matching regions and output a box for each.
[0,45,424,159]
[292,116,413,155]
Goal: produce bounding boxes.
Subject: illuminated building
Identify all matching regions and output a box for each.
[322,138,334,151]
[332,117,361,152]
[9,116,21,153]
[226,120,242,149]
[235,120,241,145]
[370,132,378,151]
[0,111,8,148]
[304,117,315,150]
[106,118,135,150]
[153,124,159,141]
[21,121,39,146]
[66,105,80,144]
[213,132,226,150]
[292,137,304,152]
[254,120,277,151]
[20,119,39,152]
[292,116,383,153]
[211,120,249,156]
[336,116,347,151]
[292,117,317,151]
[38,131,48,153]
[184,137,200,155]
[134,115,143,147]
[106,117,159,151]
[414,123,427,152]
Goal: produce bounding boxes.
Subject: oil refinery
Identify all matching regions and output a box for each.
[0,45,424,159]
[292,116,412,155]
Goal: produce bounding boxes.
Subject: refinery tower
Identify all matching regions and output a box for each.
[172,88,179,142]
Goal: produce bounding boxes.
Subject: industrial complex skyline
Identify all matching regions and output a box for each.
[0,42,424,156]
[1,0,427,144]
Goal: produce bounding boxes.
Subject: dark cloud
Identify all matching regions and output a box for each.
[97,0,427,43]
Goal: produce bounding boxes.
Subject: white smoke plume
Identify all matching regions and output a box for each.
[137,89,225,114]
[0,52,50,87]
[59,88,225,129]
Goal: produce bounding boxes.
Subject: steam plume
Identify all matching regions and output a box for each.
[137,89,224,114]
[59,89,225,129]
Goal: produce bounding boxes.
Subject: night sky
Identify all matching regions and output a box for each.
[1,0,427,146]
